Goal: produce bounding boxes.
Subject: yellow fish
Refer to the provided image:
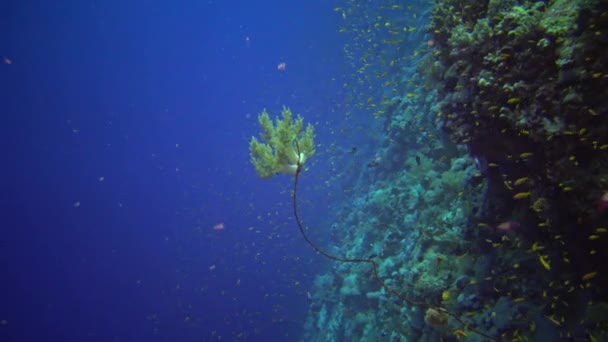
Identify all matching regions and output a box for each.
[507,97,520,105]
[513,192,531,200]
[453,330,467,337]
[582,272,597,281]
[539,255,551,270]
[513,177,529,186]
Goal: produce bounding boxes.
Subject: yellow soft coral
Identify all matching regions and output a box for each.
[249,107,315,179]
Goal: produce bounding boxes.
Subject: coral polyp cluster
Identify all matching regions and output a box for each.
[249,107,316,179]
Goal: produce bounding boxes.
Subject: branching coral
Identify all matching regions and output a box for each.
[249,107,316,179]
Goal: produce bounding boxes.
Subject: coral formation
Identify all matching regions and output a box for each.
[426,1,608,337]
[290,0,608,341]
[249,107,315,179]
[424,308,449,327]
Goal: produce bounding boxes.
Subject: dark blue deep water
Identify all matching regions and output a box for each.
[1,1,353,340]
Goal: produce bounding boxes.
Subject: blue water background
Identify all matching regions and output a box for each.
[1,0,381,340]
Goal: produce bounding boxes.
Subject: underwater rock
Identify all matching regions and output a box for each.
[454,275,470,290]
[339,273,361,296]
[408,308,426,333]
[424,308,449,327]
[457,293,481,310]
[561,90,582,104]
[557,66,579,86]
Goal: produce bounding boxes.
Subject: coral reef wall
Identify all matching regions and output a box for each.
[303,0,608,341]
[428,0,608,338]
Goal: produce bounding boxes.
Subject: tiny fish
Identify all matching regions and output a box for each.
[507,97,520,105]
[513,177,529,186]
[453,329,467,337]
[582,272,597,281]
[513,192,531,200]
[539,255,551,270]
